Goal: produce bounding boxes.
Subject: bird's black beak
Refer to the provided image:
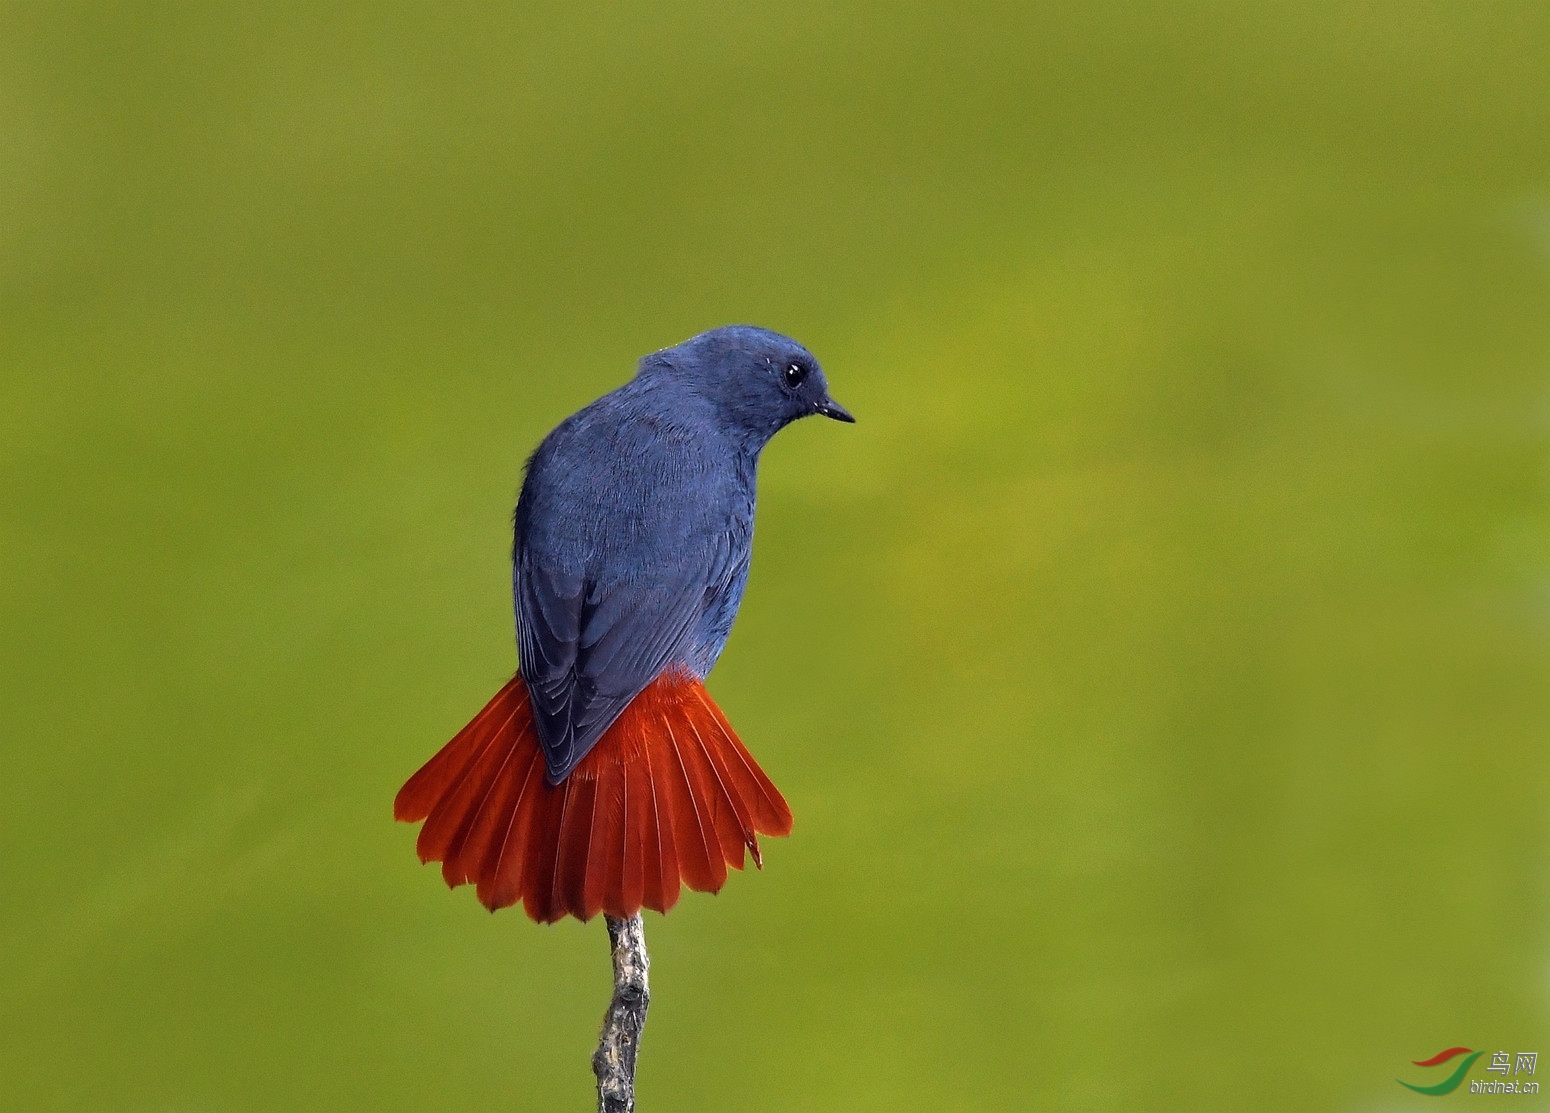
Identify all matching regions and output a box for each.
[814,396,856,423]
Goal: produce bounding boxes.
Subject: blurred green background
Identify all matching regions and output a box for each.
[4,3,1550,1110]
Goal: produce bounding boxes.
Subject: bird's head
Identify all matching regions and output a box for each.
[640,325,854,448]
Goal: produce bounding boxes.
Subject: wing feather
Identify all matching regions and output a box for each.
[516,532,742,783]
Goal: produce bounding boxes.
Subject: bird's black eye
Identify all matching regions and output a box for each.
[783,362,807,388]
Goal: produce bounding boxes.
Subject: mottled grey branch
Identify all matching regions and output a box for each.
[593,914,650,1113]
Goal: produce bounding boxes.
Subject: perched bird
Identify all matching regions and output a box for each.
[395,326,853,923]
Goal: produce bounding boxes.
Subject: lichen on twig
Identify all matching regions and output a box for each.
[593,914,650,1113]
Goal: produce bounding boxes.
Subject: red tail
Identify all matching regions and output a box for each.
[394,672,793,923]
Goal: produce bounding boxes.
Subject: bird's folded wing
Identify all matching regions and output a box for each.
[516,531,740,782]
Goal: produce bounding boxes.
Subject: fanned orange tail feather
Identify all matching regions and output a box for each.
[393,672,793,923]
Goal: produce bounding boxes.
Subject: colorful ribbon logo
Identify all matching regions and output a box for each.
[1398,1048,1484,1095]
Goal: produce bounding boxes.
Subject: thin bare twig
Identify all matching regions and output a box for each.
[593,914,650,1113]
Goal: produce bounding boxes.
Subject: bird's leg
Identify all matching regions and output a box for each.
[593,914,650,1113]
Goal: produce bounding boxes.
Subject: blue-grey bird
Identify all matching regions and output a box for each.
[395,326,853,923]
